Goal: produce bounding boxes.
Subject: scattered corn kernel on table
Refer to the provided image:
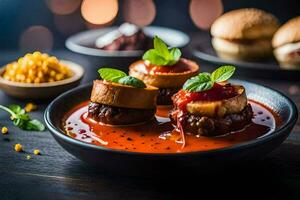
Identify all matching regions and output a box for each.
[0,50,300,200]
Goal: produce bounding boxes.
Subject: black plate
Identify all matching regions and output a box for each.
[191,33,300,80]
[44,80,297,176]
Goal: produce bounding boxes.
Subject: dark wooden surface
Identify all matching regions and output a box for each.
[0,50,300,200]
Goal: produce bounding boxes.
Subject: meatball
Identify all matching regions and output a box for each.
[157,87,180,105]
[169,104,253,136]
[88,102,155,125]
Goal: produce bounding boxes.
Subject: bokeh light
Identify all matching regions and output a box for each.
[19,26,53,51]
[46,0,82,15]
[54,12,86,35]
[123,0,156,27]
[189,0,223,30]
[81,0,118,25]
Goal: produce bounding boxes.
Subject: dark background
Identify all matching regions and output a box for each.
[0,0,299,50]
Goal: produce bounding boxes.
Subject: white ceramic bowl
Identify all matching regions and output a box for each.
[65,26,190,57]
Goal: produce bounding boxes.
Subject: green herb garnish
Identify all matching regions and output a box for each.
[0,104,45,131]
[98,68,146,88]
[142,36,181,66]
[183,66,235,92]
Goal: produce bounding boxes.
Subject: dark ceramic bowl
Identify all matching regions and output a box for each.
[44,80,297,176]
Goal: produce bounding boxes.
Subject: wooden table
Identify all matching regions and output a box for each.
[0,51,300,200]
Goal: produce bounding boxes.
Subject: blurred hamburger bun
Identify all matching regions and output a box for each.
[272,16,300,69]
[211,8,279,61]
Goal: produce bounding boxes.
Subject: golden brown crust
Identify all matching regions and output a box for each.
[211,8,279,40]
[90,80,158,109]
[212,37,273,60]
[186,85,247,117]
[272,16,300,48]
[129,58,199,88]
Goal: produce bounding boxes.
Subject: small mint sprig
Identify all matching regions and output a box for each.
[142,36,181,66]
[0,104,45,131]
[98,68,146,88]
[183,66,236,92]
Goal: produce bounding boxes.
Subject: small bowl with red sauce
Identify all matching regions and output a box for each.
[44,80,297,176]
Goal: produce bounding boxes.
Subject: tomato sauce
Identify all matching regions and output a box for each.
[133,59,192,74]
[62,101,280,153]
[173,84,237,111]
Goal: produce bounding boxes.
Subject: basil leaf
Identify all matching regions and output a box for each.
[142,49,169,66]
[98,68,126,82]
[142,36,181,66]
[9,105,22,114]
[183,73,213,92]
[211,65,235,83]
[193,81,214,92]
[25,119,45,131]
[118,76,146,88]
[170,48,181,64]
[153,36,170,59]
[17,113,30,121]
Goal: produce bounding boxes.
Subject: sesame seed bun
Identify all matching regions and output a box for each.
[211,8,279,40]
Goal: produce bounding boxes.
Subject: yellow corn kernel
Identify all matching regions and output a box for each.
[28,60,34,67]
[41,62,49,72]
[55,73,64,81]
[37,61,43,67]
[37,71,44,78]
[33,149,40,155]
[34,78,40,83]
[41,53,48,59]
[50,70,56,77]
[1,127,8,134]
[25,78,32,83]
[50,56,58,62]
[15,143,23,152]
[33,51,42,58]
[8,70,15,76]
[25,103,37,112]
[17,58,23,65]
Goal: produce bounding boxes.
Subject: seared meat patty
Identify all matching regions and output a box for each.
[99,30,152,51]
[88,102,155,125]
[169,104,253,136]
[157,87,180,105]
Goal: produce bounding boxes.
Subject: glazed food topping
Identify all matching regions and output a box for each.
[174,83,237,111]
[183,65,235,92]
[98,68,146,88]
[142,36,181,66]
[2,52,73,83]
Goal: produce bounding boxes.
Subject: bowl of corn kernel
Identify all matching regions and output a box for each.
[0,52,84,99]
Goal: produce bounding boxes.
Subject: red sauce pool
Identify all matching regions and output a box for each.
[133,59,192,74]
[62,101,280,153]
